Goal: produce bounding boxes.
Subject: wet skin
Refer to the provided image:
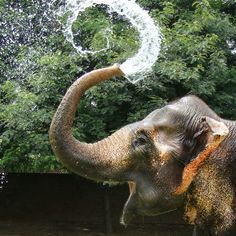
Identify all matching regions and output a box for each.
[49,66,236,230]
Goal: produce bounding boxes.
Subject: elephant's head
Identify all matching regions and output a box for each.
[49,65,229,225]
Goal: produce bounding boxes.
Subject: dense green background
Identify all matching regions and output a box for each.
[0,0,235,172]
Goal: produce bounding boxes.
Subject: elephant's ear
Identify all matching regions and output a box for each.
[174,117,229,195]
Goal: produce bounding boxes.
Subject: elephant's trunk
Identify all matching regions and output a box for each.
[49,65,132,181]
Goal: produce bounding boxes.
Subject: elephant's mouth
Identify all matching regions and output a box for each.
[120,182,178,226]
[138,207,177,217]
[120,195,177,225]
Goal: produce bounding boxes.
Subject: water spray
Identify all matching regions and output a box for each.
[60,0,162,83]
[0,173,8,190]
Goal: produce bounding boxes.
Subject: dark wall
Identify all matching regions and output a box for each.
[0,173,194,235]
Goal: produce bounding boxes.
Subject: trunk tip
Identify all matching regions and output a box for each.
[112,63,125,76]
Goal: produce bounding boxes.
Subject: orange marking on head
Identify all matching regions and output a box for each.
[149,129,173,164]
[174,135,225,195]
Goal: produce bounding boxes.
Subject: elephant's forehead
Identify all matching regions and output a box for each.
[126,98,196,133]
[143,105,186,128]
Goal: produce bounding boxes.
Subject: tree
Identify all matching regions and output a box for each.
[0,0,235,172]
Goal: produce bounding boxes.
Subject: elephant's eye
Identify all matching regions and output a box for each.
[132,134,148,149]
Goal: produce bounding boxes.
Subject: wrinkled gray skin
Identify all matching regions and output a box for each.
[49,65,236,227]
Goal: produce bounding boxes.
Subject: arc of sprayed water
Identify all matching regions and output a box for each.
[62,0,112,55]
[60,0,162,83]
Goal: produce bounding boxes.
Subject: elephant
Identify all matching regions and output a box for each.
[49,64,236,234]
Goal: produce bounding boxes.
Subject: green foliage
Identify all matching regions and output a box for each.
[152,0,236,116]
[71,5,139,62]
[0,0,235,172]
